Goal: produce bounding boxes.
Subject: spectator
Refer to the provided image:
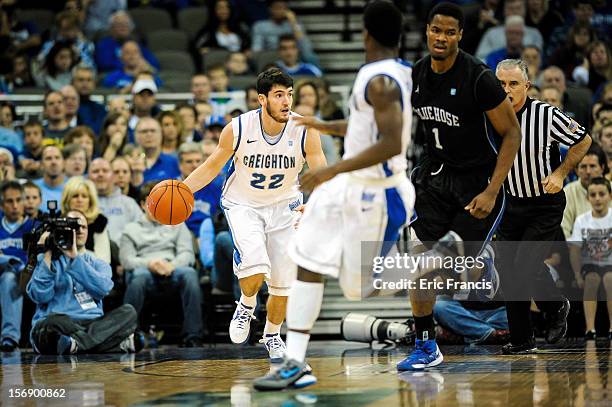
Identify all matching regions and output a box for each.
[207,64,231,92]
[43,91,72,146]
[546,0,601,60]
[0,5,41,57]
[121,182,204,348]
[18,120,45,179]
[195,101,213,133]
[540,85,563,109]
[245,86,260,111]
[195,0,250,53]
[111,156,139,200]
[37,11,95,69]
[318,79,344,121]
[461,0,502,56]
[548,21,596,80]
[107,96,130,120]
[102,41,160,91]
[562,145,610,238]
[540,66,591,127]
[158,111,184,157]
[5,53,35,89]
[62,144,87,177]
[176,104,203,143]
[27,209,142,354]
[60,85,80,127]
[34,145,67,209]
[252,0,319,66]
[202,115,225,142]
[191,74,210,104]
[128,78,161,140]
[89,158,142,243]
[485,16,526,69]
[34,40,78,91]
[601,123,612,180]
[569,177,612,340]
[122,144,146,189]
[135,117,180,183]
[521,45,542,83]
[61,177,111,263]
[83,0,127,38]
[0,181,35,352]
[573,41,612,94]
[65,126,95,164]
[524,0,564,40]
[23,181,42,219]
[476,0,543,61]
[527,83,540,99]
[226,51,252,76]
[99,112,128,162]
[0,147,16,182]
[275,34,322,77]
[0,102,22,155]
[94,11,159,73]
[72,65,107,135]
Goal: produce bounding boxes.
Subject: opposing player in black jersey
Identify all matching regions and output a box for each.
[398,2,521,371]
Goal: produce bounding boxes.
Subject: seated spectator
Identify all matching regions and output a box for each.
[135,118,180,183]
[485,16,525,70]
[111,156,140,201]
[34,145,67,209]
[27,209,142,354]
[226,51,253,76]
[569,177,612,340]
[83,0,127,38]
[0,102,23,155]
[195,101,213,133]
[276,34,322,77]
[208,64,231,93]
[61,85,80,128]
[524,0,564,41]
[245,86,260,111]
[34,41,78,91]
[102,41,161,91]
[37,11,95,69]
[191,74,211,104]
[540,66,592,127]
[572,41,612,94]
[107,96,130,121]
[476,0,543,61]
[121,182,203,348]
[318,79,344,121]
[176,104,203,143]
[99,112,129,162]
[128,78,162,141]
[0,181,35,352]
[158,111,184,156]
[62,144,87,178]
[252,0,319,66]
[61,177,111,264]
[461,0,502,56]
[0,5,41,58]
[527,84,540,99]
[195,0,250,53]
[540,85,563,109]
[89,158,142,243]
[65,126,96,164]
[562,145,610,238]
[122,144,146,189]
[18,120,45,179]
[5,53,36,89]
[548,21,596,80]
[520,46,542,84]
[203,116,225,142]
[94,11,159,73]
[42,91,73,147]
[23,181,42,219]
[73,65,107,135]
[0,148,16,182]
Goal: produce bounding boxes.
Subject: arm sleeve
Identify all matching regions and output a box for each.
[93,228,112,264]
[474,68,507,112]
[119,229,150,271]
[549,108,586,146]
[64,255,113,300]
[199,218,215,268]
[26,255,56,304]
[171,225,196,269]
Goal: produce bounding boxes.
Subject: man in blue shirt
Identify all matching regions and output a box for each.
[0,182,35,352]
[136,118,180,183]
[73,66,107,135]
[27,210,142,354]
[275,35,322,78]
[33,146,67,210]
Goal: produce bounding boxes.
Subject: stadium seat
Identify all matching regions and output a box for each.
[129,8,173,35]
[155,50,196,74]
[202,49,230,71]
[253,50,279,72]
[177,6,209,40]
[229,75,257,90]
[147,29,190,53]
[17,9,54,35]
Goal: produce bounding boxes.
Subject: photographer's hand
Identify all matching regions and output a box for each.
[38,232,52,268]
[62,230,78,259]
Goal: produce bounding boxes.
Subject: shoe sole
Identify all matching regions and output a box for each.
[397,352,444,371]
[292,374,317,389]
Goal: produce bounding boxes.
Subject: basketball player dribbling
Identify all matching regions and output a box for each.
[183,68,327,361]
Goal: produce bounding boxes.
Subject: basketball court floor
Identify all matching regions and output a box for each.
[1,339,610,406]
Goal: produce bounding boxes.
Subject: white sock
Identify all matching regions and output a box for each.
[240,293,257,309]
[264,320,281,337]
[285,280,324,362]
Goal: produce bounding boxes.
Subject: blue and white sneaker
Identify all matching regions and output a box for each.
[229,301,256,344]
[57,335,78,355]
[253,358,317,391]
[260,334,286,363]
[397,339,443,371]
[474,244,500,301]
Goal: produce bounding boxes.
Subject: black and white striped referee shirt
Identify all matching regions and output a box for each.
[506,97,587,198]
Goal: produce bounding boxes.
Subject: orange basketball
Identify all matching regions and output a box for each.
[146,180,194,225]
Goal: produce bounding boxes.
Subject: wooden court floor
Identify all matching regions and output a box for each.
[1,339,611,406]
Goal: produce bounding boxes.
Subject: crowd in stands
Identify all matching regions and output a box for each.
[0,0,610,351]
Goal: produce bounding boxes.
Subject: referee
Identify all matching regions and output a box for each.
[495,59,592,354]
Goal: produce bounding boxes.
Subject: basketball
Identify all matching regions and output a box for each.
[146,179,194,225]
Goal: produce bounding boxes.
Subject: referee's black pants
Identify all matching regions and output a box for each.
[496,192,566,344]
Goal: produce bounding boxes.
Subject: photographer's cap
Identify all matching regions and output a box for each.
[132,78,158,94]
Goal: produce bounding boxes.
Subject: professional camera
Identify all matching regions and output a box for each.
[341,312,415,345]
[26,200,81,254]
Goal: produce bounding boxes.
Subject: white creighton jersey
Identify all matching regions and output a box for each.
[222,109,307,207]
[344,58,413,178]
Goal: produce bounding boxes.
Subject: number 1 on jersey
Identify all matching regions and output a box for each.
[433,128,443,149]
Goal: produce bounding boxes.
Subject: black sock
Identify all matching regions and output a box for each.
[414,314,435,341]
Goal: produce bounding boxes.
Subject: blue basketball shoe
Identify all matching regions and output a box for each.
[397,339,444,371]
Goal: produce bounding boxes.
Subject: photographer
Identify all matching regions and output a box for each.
[27,210,142,354]
[0,181,35,352]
